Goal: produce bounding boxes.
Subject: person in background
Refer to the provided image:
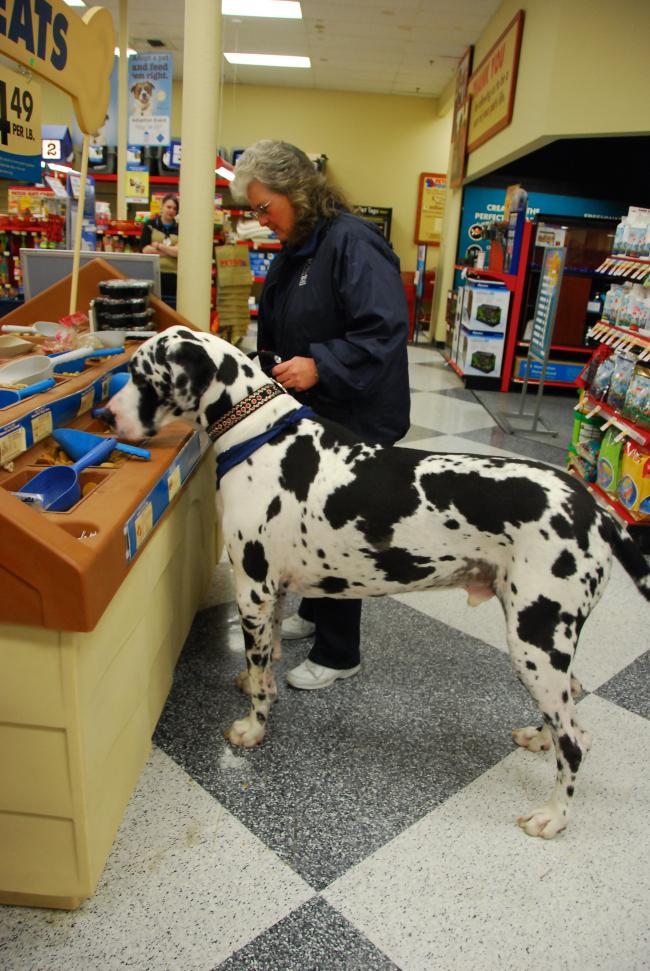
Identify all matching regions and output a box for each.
[140,193,179,307]
[231,139,410,691]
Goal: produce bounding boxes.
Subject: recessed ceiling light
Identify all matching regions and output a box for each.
[224,53,310,68]
[63,0,87,6]
[222,1,302,18]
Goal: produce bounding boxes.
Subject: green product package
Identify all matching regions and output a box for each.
[596,427,624,494]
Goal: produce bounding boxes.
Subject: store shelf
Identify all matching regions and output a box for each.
[587,320,650,360]
[93,174,231,187]
[595,254,650,283]
[567,467,640,526]
[576,389,650,447]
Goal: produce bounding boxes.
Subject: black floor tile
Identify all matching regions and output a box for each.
[595,649,650,721]
[154,597,539,890]
[213,897,399,971]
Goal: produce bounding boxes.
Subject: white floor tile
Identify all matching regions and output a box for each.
[397,432,522,458]
[0,748,313,971]
[408,363,464,393]
[324,694,650,971]
[407,344,443,365]
[409,391,497,435]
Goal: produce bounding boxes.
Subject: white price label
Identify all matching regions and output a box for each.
[134,502,153,550]
[0,425,27,464]
[167,464,181,503]
[78,388,95,415]
[31,409,53,443]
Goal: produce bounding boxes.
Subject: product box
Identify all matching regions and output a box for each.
[461,279,511,335]
[617,441,650,521]
[458,326,505,377]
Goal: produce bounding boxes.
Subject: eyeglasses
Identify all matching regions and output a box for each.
[252,199,272,218]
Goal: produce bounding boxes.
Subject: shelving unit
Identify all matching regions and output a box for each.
[569,321,650,528]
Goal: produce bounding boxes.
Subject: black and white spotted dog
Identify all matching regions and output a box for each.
[106,326,650,839]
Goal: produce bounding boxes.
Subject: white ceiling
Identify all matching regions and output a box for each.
[95,0,501,98]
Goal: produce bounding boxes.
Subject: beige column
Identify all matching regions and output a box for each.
[177,0,220,329]
[116,0,128,220]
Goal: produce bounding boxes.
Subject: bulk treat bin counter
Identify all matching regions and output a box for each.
[0,260,219,909]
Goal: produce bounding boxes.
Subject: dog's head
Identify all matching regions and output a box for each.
[105,326,266,441]
[131,81,154,107]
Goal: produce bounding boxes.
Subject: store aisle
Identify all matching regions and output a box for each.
[2,344,649,971]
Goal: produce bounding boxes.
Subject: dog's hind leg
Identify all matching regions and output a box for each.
[512,674,583,752]
[228,591,278,748]
[505,612,591,839]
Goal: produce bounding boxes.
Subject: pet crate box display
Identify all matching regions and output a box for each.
[457,326,506,377]
[0,262,218,909]
[461,277,511,334]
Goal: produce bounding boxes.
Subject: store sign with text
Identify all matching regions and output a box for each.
[127,53,172,148]
[0,63,41,182]
[0,0,114,135]
[467,10,525,153]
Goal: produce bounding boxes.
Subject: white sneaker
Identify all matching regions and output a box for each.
[286,659,360,690]
[281,613,316,640]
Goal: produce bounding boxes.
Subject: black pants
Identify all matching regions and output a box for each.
[297,597,362,669]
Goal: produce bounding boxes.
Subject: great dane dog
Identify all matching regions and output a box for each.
[105,326,650,839]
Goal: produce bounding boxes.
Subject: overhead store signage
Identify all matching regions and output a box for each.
[0,0,114,135]
[467,10,525,153]
[0,61,41,181]
[127,53,172,148]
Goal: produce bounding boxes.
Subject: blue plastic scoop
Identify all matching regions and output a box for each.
[17,436,117,512]
[53,427,150,461]
[0,378,55,407]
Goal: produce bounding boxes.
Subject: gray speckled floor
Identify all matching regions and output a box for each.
[2,344,649,971]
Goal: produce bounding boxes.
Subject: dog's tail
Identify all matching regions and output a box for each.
[601,510,650,601]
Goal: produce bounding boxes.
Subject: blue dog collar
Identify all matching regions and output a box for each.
[216,405,315,483]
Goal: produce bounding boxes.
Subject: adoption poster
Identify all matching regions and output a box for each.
[127,53,172,147]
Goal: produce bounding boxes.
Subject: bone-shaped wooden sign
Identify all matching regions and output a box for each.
[0,0,115,135]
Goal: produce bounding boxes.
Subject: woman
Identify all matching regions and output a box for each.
[140,193,179,307]
[231,140,410,691]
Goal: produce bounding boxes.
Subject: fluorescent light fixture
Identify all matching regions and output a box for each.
[114,47,138,57]
[224,53,310,68]
[63,0,87,7]
[222,0,302,18]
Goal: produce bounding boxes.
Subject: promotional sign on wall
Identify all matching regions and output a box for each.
[125,167,149,204]
[0,63,41,182]
[127,53,172,147]
[415,173,447,246]
[467,10,525,153]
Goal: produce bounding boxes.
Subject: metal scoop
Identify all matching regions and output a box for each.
[17,437,117,512]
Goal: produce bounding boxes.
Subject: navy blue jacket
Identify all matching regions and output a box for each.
[257,212,410,445]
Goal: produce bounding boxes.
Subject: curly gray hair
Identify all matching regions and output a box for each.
[231,139,349,245]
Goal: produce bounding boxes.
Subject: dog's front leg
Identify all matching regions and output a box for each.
[228,594,277,748]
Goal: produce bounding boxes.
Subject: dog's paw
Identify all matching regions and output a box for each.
[517,808,567,839]
[512,724,552,752]
[226,716,265,748]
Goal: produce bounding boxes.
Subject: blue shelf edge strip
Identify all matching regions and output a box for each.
[124,431,208,561]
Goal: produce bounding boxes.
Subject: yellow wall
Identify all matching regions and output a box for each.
[40,78,451,273]
[431,0,650,340]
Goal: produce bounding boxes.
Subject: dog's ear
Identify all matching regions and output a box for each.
[145,81,154,93]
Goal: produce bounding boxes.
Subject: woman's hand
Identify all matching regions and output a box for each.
[272,356,318,392]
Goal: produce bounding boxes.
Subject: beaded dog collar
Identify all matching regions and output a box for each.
[206,383,285,442]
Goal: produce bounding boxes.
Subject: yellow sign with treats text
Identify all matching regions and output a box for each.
[0,0,114,135]
[467,10,524,154]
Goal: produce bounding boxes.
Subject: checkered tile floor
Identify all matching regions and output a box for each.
[3,345,649,971]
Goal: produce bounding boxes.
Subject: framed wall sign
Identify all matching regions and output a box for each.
[414,172,447,246]
[449,46,473,190]
[467,10,525,154]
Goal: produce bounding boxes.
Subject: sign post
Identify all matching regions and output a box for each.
[501,246,566,435]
